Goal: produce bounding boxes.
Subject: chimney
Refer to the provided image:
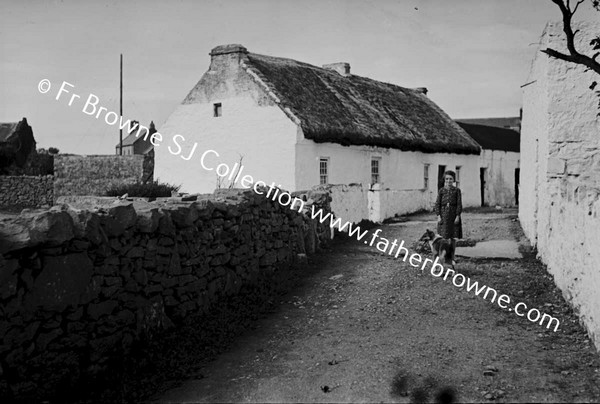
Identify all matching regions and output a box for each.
[413,87,428,96]
[209,44,249,70]
[322,62,351,77]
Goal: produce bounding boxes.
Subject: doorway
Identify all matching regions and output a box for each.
[515,168,520,206]
[480,168,487,207]
[438,165,446,190]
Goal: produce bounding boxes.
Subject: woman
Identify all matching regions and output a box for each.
[434,170,463,265]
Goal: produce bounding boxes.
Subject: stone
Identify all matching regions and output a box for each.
[25,253,93,312]
[0,258,19,300]
[108,204,137,229]
[136,208,161,233]
[87,300,119,320]
[36,328,63,351]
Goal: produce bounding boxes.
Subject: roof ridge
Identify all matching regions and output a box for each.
[240,59,302,126]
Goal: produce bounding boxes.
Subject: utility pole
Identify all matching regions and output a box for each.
[119,53,123,155]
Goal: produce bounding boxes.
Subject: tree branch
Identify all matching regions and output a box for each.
[545,0,600,75]
[572,0,586,13]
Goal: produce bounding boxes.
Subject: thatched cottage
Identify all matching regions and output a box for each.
[155,44,481,214]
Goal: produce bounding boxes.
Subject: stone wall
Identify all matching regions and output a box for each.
[0,188,331,400]
[54,154,154,199]
[0,176,54,209]
[520,21,600,351]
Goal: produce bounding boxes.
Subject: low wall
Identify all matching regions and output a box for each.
[376,188,432,221]
[366,186,433,223]
[537,179,600,350]
[0,175,54,208]
[53,154,154,199]
[310,184,434,225]
[0,188,331,400]
[310,184,369,225]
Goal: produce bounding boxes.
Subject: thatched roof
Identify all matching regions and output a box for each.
[241,52,481,155]
[457,122,520,152]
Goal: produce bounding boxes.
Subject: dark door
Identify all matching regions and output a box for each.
[438,165,446,190]
[480,168,486,207]
[515,168,520,206]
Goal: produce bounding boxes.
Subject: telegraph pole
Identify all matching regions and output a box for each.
[119,53,123,155]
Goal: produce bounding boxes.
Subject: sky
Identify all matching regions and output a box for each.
[0,0,597,155]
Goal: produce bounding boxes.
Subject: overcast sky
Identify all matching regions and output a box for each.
[0,0,596,154]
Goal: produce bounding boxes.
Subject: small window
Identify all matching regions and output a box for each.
[423,164,430,189]
[213,103,222,117]
[456,166,461,188]
[319,157,329,185]
[371,157,381,184]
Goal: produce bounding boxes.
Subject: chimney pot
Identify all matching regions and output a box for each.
[413,87,428,96]
[323,62,351,77]
[210,44,248,57]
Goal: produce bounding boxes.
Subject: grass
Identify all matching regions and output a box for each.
[105,181,181,198]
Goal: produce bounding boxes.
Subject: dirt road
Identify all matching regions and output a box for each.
[151,209,600,403]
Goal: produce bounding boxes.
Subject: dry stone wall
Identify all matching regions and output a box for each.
[0,188,331,400]
[0,176,54,209]
[53,154,154,199]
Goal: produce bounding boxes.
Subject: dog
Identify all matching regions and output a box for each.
[419,229,455,267]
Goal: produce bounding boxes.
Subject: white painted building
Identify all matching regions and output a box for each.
[155,44,481,220]
[457,120,521,207]
[521,22,600,350]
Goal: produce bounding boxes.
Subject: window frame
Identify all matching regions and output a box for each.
[213,103,222,117]
[371,157,381,184]
[319,157,329,185]
[455,166,461,188]
[423,163,430,189]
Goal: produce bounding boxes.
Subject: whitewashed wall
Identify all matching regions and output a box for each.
[480,150,520,207]
[295,138,481,208]
[155,64,298,194]
[521,21,600,351]
[367,187,431,223]
[324,184,369,226]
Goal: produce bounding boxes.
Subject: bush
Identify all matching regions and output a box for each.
[105,181,181,198]
[48,147,60,154]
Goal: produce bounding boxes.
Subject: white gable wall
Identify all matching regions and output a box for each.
[479,149,520,207]
[154,59,298,194]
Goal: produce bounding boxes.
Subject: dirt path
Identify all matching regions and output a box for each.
[153,210,600,403]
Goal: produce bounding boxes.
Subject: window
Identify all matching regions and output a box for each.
[319,157,329,184]
[423,164,430,189]
[456,166,461,188]
[371,158,381,184]
[213,103,222,117]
